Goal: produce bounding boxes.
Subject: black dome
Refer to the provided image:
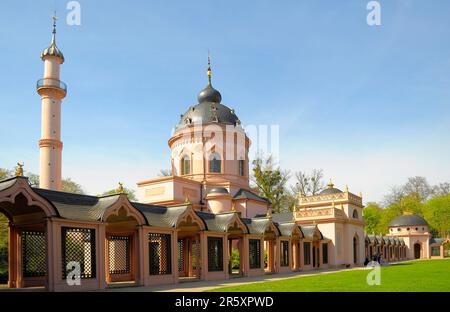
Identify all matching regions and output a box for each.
[389,214,428,227]
[208,187,229,195]
[319,188,343,195]
[198,84,222,104]
[177,83,240,128]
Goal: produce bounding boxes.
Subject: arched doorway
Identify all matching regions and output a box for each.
[0,178,58,290]
[177,213,205,281]
[414,243,421,259]
[104,204,145,286]
[353,235,358,264]
[263,224,278,274]
[227,219,247,278]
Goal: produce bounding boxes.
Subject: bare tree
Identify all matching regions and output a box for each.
[432,182,450,197]
[292,169,325,196]
[157,169,171,177]
[403,176,432,201]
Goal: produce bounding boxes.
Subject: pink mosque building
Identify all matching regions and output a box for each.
[0,18,447,291]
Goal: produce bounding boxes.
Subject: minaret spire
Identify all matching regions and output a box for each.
[37,14,67,191]
[207,51,212,85]
[51,12,57,44]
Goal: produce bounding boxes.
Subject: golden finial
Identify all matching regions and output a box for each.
[184,194,191,205]
[51,12,58,44]
[15,162,24,177]
[358,191,362,198]
[345,185,349,192]
[231,202,236,212]
[327,179,334,189]
[207,51,212,84]
[117,182,124,193]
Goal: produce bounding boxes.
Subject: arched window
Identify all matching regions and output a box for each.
[209,153,221,173]
[352,209,358,219]
[181,155,190,175]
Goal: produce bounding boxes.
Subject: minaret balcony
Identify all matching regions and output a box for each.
[36,78,67,97]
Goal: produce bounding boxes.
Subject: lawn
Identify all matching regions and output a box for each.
[210,259,450,292]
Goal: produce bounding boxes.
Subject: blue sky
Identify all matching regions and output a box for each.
[0,0,449,202]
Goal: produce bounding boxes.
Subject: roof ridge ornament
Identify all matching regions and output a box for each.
[15,162,24,177]
[327,179,334,189]
[117,182,124,193]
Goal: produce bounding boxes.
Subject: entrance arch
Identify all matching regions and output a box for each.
[414,243,421,259]
[226,218,247,278]
[0,177,58,290]
[176,209,206,281]
[102,198,147,286]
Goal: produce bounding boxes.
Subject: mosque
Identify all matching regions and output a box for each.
[0,18,447,291]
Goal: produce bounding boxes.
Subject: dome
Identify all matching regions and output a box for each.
[389,214,428,227]
[177,58,241,129]
[319,179,342,195]
[178,101,240,128]
[41,41,64,62]
[208,187,229,195]
[197,84,222,104]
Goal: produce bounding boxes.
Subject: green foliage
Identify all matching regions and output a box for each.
[251,155,290,213]
[0,168,12,180]
[363,202,384,234]
[101,187,137,201]
[423,194,450,238]
[231,249,240,270]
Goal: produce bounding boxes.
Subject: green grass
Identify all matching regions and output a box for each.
[210,259,450,292]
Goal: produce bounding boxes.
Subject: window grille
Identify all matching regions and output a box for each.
[61,227,96,279]
[22,231,46,277]
[280,241,289,267]
[249,239,261,269]
[108,235,131,275]
[322,243,328,264]
[303,242,311,265]
[207,237,223,272]
[149,233,172,275]
[177,239,184,273]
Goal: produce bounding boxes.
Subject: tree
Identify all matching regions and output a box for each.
[101,187,137,201]
[363,202,384,234]
[292,169,325,196]
[403,176,432,201]
[158,169,171,177]
[423,194,450,238]
[0,168,12,180]
[251,155,290,213]
[432,183,450,197]
[25,173,84,194]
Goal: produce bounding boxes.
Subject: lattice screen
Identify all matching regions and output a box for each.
[61,227,96,279]
[207,237,223,272]
[249,239,261,269]
[177,239,184,273]
[21,231,46,277]
[280,240,289,267]
[149,233,171,275]
[108,235,131,275]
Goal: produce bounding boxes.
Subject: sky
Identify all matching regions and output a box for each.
[0,0,449,203]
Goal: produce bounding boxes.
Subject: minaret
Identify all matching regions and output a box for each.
[36,15,66,191]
